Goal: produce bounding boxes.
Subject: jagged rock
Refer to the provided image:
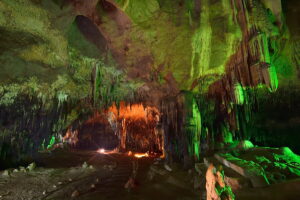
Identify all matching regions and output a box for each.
[13,169,19,173]
[214,154,269,187]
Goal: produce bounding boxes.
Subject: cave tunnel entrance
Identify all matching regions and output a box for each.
[64,102,163,156]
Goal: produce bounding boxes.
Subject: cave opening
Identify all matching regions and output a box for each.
[64,102,163,156]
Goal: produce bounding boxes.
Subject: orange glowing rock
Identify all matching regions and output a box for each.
[107,102,159,121]
[72,101,163,155]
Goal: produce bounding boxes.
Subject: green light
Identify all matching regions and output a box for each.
[191,0,212,79]
[191,98,201,160]
[268,64,278,93]
[234,83,245,105]
[47,136,56,149]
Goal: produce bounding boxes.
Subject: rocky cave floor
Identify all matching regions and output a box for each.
[1,146,300,200]
[0,150,200,200]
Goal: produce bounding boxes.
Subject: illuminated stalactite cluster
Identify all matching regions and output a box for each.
[0,48,138,166]
[191,0,212,79]
[195,0,283,145]
[64,102,163,154]
[151,0,287,161]
[191,0,243,87]
[106,102,161,153]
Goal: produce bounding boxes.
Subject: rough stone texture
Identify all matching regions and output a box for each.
[215,154,270,187]
[0,0,299,109]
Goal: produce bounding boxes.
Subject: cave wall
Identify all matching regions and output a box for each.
[0,0,299,165]
[0,0,139,166]
[161,91,202,167]
[248,0,300,153]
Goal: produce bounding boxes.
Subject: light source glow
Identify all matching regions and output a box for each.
[134,152,149,158]
[97,148,118,154]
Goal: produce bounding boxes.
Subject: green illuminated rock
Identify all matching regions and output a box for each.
[0,0,300,168]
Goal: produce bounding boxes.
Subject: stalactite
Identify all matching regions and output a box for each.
[93,63,100,107]
[191,98,201,160]
[197,0,283,144]
[234,83,245,105]
[191,0,212,79]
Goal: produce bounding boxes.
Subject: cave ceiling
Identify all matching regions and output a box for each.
[0,0,299,107]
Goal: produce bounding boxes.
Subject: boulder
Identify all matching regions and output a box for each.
[27,162,36,171]
[237,140,254,150]
[214,154,269,187]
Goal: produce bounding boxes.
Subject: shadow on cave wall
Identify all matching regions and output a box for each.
[249,86,300,154]
[75,15,108,54]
